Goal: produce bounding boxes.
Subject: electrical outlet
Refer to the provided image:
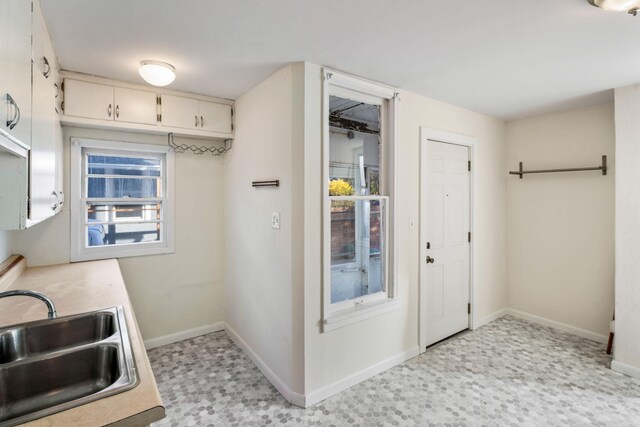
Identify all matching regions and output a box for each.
[271,212,280,229]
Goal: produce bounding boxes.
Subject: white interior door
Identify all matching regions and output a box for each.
[421,140,470,348]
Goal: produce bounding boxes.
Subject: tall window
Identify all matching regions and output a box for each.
[71,139,174,261]
[323,70,398,330]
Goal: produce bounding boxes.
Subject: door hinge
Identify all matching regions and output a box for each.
[468,160,471,172]
[468,232,471,243]
[61,101,64,113]
[468,303,471,314]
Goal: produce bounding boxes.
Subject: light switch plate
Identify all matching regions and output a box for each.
[271,212,280,229]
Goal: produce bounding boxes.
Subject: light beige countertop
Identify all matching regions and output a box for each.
[0,257,166,426]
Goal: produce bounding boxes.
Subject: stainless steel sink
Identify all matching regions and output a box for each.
[0,307,138,426]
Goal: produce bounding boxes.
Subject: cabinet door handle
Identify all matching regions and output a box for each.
[9,98,20,130]
[6,94,18,129]
[195,115,198,127]
[43,57,51,78]
[108,104,112,118]
[51,191,58,211]
[200,116,204,128]
[116,105,119,118]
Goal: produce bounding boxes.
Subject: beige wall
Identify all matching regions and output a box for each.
[11,127,226,342]
[506,102,615,338]
[302,63,508,395]
[225,63,304,394]
[0,231,10,263]
[613,85,640,373]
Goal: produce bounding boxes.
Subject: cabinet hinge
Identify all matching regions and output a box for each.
[61,81,65,92]
[61,101,64,113]
[468,160,471,172]
[468,303,471,314]
[468,232,471,243]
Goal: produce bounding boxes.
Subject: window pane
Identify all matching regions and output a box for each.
[87,204,161,247]
[87,177,160,198]
[86,222,160,247]
[331,199,385,304]
[328,95,380,196]
[88,204,161,222]
[87,154,161,176]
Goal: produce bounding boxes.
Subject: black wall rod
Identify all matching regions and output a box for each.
[252,180,280,188]
[510,155,607,179]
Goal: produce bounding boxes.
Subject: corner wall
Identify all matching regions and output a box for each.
[225,63,305,398]
[613,84,640,376]
[302,63,508,399]
[506,102,615,339]
[0,231,11,263]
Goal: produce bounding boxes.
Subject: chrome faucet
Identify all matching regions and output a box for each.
[0,289,57,319]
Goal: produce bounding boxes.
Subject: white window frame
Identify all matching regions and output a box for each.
[322,69,400,332]
[70,138,175,261]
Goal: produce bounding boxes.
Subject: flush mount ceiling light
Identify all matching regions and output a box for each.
[588,0,640,15]
[138,60,176,86]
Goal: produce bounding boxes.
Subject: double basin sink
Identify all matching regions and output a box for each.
[0,307,138,426]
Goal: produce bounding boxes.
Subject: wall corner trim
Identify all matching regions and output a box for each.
[611,360,640,381]
[303,346,420,407]
[144,322,225,350]
[224,323,306,408]
[474,308,509,330]
[505,308,608,344]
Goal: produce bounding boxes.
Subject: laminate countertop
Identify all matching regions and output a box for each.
[0,257,166,426]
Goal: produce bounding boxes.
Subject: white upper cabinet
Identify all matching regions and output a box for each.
[114,87,158,126]
[61,75,234,139]
[199,101,232,134]
[161,94,199,130]
[63,80,115,121]
[0,0,33,148]
[0,0,64,230]
[30,0,59,222]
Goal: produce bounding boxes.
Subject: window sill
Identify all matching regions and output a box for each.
[323,298,400,332]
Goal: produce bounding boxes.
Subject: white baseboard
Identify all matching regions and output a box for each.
[505,308,608,344]
[474,308,508,329]
[611,360,640,381]
[224,323,306,407]
[304,346,420,407]
[144,322,225,350]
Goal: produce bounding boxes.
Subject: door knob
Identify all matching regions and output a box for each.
[426,256,435,264]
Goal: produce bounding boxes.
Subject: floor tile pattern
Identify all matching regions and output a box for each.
[148,316,640,426]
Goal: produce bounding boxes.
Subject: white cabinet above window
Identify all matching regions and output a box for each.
[61,74,234,140]
[161,94,199,130]
[64,80,114,121]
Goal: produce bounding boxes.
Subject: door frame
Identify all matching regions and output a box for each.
[419,127,478,353]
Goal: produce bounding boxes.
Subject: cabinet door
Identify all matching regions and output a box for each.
[63,79,114,121]
[0,0,33,147]
[30,68,58,221]
[161,94,199,130]
[199,101,232,134]
[114,87,158,126]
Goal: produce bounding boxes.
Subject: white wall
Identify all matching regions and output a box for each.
[506,102,615,338]
[11,127,225,342]
[302,63,508,396]
[0,231,11,263]
[225,63,305,396]
[613,84,640,374]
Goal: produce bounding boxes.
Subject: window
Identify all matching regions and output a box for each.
[71,139,174,261]
[323,70,399,330]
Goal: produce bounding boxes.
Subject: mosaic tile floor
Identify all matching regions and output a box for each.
[148,316,640,426]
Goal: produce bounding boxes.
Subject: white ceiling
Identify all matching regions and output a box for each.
[41,0,640,119]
